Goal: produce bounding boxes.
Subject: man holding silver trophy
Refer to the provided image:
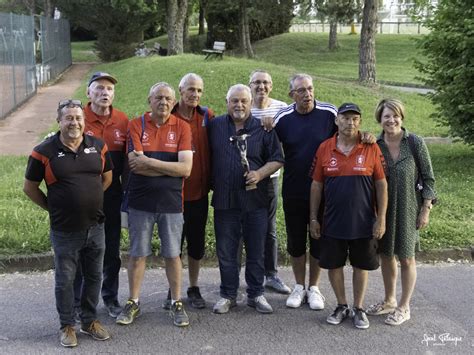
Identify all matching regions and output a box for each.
[208,84,284,315]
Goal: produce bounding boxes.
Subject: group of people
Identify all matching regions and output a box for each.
[23,70,436,348]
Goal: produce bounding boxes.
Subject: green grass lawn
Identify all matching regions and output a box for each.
[253,33,425,86]
[71,41,99,62]
[1,33,469,257]
[1,142,472,256]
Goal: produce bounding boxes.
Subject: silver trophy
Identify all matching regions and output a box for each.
[230,133,257,190]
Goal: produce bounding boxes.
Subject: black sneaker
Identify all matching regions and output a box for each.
[187,286,206,309]
[104,300,122,318]
[170,300,189,327]
[116,299,141,325]
[162,289,172,310]
[352,307,370,329]
[326,304,350,325]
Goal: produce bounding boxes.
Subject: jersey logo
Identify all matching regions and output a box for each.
[167,131,177,143]
[114,129,123,139]
[142,132,149,142]
[329,157,337,167]
[85,130,94,136]
[354,154,367,171]
[356,155,365,166]
[84,147,97,154]
[58,152,65,158]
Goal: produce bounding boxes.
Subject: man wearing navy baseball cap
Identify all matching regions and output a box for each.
[310,102,388,330]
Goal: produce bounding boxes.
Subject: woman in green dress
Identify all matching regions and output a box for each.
[367,99,436,326]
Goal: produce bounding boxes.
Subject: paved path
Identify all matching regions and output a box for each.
[0,64,94,156]
[0,265,472,353]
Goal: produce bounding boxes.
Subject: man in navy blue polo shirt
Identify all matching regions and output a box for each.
[24,100,113,348]
[208,84,284,315]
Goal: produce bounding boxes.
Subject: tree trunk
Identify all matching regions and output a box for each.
[328,20,338,51]
[167,0,188,55]
[239,0,254,58]
[198,0,206,35]
[43,0,53,17]
[359,0,377,84]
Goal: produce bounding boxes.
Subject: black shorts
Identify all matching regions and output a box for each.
[283,198,320,259]
[319,236,379,271]
[181,195,209,260]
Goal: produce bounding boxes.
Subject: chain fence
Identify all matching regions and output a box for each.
[0,12,71,119]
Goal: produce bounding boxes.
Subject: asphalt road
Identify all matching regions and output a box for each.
[0,264,472,354]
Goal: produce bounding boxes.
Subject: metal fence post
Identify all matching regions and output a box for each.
[10,13,17,108]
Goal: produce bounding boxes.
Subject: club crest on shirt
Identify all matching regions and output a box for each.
[84,147,97,154]
[85,130,94,136]
[167,131,176,143]
[354,154,367,171]
[113,129,125,145]
[327,157,338,171]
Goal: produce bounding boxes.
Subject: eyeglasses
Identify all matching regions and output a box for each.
[250,80,272,86]
[58,99,83,109]
[292,86,314,95]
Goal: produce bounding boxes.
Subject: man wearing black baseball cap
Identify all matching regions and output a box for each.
[309,102,388,330]
[73,71,129,319]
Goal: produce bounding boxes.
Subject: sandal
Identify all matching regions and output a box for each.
[385,307,411,326]
[366,301,397,316]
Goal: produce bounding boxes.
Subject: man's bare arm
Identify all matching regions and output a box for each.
[23,179,48,210]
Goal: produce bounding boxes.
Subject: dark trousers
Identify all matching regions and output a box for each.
[214,208,267,300]
[74,193,121,306]
[50,223,105,327]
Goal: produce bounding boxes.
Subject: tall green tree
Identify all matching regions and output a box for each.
[416,0,474,145]
[314,0,362,50]
[167,0,188,55]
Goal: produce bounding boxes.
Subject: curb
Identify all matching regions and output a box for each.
[0,248,471,273]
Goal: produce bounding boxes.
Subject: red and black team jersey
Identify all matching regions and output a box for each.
[84,103,128,195]
[127,112,192,213]
[312,133,386,240]
[172,104,214,202]
[25,133,113,232]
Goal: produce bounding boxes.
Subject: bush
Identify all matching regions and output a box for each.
[415,0,474,145]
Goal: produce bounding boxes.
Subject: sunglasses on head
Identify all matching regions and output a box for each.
[58,99,83,109]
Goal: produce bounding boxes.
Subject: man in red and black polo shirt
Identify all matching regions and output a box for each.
[74,72,128,319]
[309,103,388,330]
[165,73,214,309]
[24,100,113,347]
[116,82,193,328]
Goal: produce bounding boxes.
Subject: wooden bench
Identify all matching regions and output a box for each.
[202,41,226,60]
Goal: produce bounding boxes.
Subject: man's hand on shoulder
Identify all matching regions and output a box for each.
[261,116,275,132]
[361,131,376,144]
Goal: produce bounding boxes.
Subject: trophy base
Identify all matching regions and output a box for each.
[246,183,257,191]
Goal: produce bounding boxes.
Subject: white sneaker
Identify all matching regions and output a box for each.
[307,285,325,310]
[286,284,306,308]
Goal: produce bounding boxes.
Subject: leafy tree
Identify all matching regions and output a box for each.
[314,0,362,50]
[55,0,159,61]
[206,0,294,54]
[416,0,474,145]
[359,0,377,84]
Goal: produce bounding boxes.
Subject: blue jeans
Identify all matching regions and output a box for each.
[214,208,267,299]
[265,177,279,277]
[50,223,105,327]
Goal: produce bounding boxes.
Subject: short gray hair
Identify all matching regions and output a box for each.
[226,84,252,102]
[289,73,313,91]
[178,73,203,90]
[249,69,271,84]
[148,82,175,100]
